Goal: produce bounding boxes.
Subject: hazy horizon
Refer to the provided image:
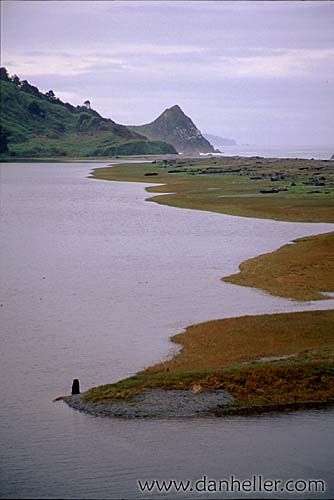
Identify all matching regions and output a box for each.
[1,0,333,147]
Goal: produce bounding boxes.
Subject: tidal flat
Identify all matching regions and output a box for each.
[91,155,334,222]
[64,157,334,417]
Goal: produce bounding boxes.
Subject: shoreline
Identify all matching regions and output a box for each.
[1,148,333,162]
[63,310,334,419]
[63,157,334,418]
[63,391,334,419]
[0,154,180,163]
[64,389,234,419]
[91,156,334,223]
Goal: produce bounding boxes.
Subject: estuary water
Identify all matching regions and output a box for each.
[0,162,333,499]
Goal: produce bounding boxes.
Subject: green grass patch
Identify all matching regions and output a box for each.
[84,359,334,408]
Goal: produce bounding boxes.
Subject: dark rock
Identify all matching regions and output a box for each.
[260,187,279,194]
[72,379,80,395]
[144,172,158,176]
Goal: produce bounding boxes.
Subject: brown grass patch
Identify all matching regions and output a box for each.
[84,310,334,407]
[223,232,334,301]
[144,310,334,373]
[202,362,334,406]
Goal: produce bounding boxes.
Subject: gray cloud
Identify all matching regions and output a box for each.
[1,0,333,145]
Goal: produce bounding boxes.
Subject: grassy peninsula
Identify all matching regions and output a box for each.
[85,310,334,409]
[91,156,334,222]
[224,231,334,301]
[80,157,334,414]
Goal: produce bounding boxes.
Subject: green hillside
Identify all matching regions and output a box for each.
[0,68,177,158]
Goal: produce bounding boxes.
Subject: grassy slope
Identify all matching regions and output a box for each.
[86,158,334,410]
[0,79,177,157]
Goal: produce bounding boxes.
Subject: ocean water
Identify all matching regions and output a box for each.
[208,144,333,160]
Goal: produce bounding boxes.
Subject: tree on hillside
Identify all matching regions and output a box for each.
[45,90,56,100]
[0,67,10,81]
[11,75,21,86]
[0,127,10,154]
[64,102,75,112]
[20,80,39,95]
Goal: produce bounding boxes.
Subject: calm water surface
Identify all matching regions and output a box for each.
[0,162,333,499]
[212,144,333,159]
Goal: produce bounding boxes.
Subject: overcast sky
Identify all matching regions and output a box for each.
[1,0,333,146]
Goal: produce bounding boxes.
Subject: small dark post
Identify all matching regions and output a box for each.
[71,378,80,395]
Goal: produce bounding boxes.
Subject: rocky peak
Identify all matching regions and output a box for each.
[129,105,215,155]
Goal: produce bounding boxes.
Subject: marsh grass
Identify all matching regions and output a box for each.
[86,159,334,410]
[223,232,334,301]
[92,156,334,222]
[84,311,334,407]
[84,360,334,407]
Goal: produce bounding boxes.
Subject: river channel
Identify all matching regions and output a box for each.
[0,162,333,499]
